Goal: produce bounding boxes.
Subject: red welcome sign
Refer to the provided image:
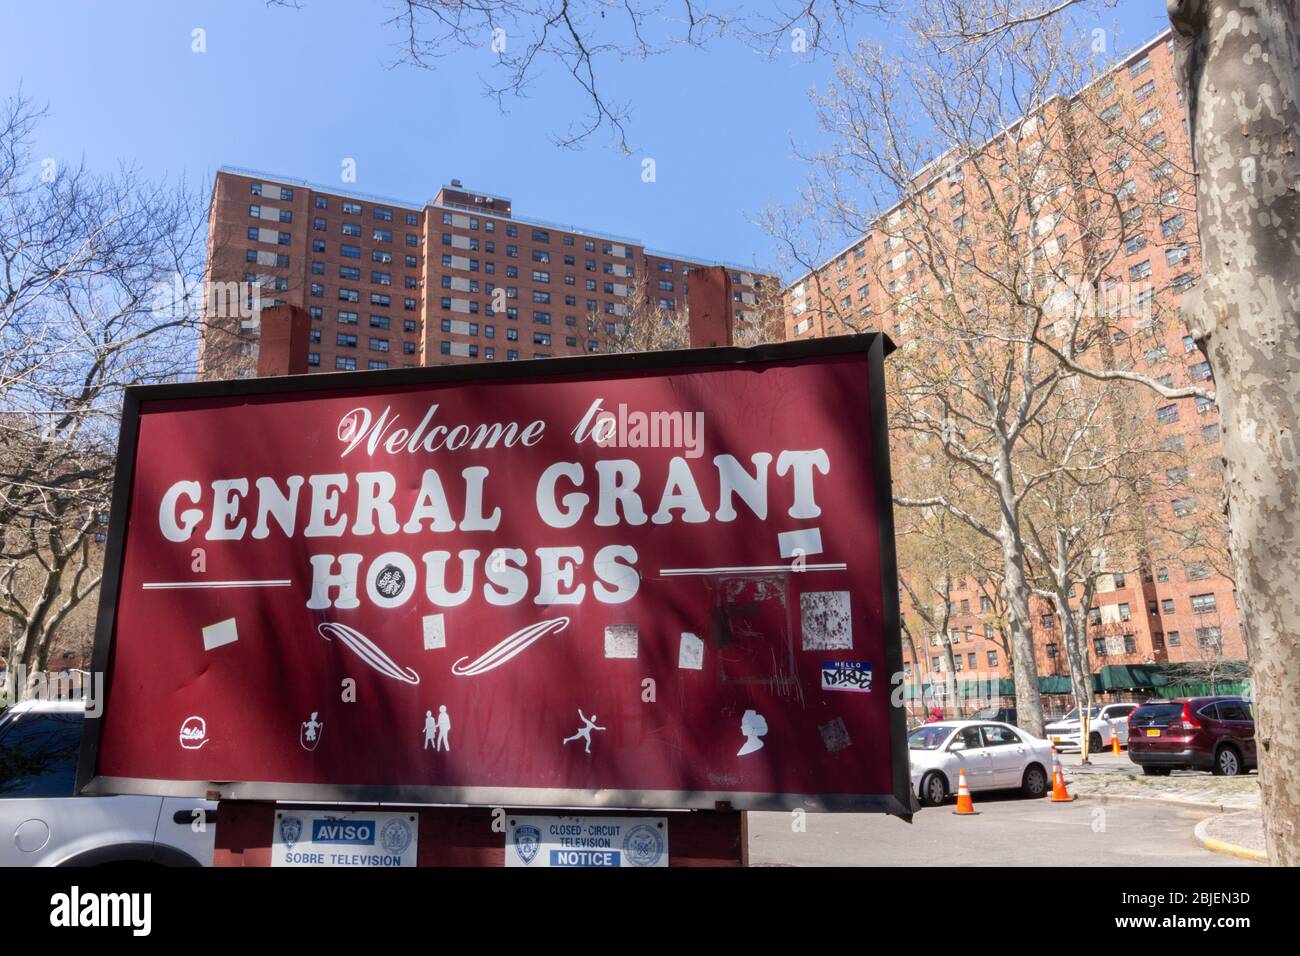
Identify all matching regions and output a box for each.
[78,334,910,814]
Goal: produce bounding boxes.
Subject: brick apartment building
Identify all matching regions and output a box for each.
[781,30,1245,708]
[199,168,777,378]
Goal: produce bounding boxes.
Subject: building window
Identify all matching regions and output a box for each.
[1190,593,1217,615]
[335,356,357,371]
[1195,626,1222,648]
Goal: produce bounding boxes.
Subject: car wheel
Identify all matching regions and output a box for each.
[1089,732,1103,753]
[1022,764,1048,798]
[1141,766,1171,776]
[919,772,948,807]
[1213,746,1242,777]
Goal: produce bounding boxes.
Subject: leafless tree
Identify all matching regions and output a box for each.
[604,266,784,354]
[895,508,973,713]
[0,93,206,695]
[1019,375,1169,757]
[916,0,1299,867]
[270,1,891,151]
[603,270,691,353]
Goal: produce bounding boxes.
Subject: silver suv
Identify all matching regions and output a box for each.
[0,699,216,866]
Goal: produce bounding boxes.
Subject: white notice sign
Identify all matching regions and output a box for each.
[505,815,669,867]
[272,809,418,867]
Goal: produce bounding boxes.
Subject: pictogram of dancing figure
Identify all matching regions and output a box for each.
[561,709,606,754]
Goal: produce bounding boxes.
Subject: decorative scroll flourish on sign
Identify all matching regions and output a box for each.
[451,617,570,677]
[318,622,420,684]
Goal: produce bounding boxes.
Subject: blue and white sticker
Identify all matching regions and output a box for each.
[506,815,668,868]
[821,660,872,693]
[272,809,418,867]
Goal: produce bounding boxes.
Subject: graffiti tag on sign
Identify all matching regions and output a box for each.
[821,660,872,693]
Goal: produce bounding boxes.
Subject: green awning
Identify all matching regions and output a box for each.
[1038,675,1074,694]
[1152,680,1251,699]
[1093,664,1165,691]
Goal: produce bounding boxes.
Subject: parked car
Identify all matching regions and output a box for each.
[1044,702,1139,752]
[908,720,1054,807]
[0,699,217,865]
[1126,697,1256,777]
[970,706,1018,726]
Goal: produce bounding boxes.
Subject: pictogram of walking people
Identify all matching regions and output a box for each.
[562,709,606,753]
[423,705,451,752]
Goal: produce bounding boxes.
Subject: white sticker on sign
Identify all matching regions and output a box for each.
[506,815,668,868]
[272,809,418,867]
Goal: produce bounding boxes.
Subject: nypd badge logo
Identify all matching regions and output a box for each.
[279,815,303,850]
[514,825,541,865]
[381,818,413,855]
[623,824,666,867]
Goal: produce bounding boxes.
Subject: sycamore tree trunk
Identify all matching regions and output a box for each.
[994,453,1045,738]
[999,526,1045,738]
[1051,531,1094,760]
[1054,591,1092,747]
[1169,0,1300,865]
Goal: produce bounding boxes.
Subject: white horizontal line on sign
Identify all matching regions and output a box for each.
[142,580,292,590]
[658,563,847,576]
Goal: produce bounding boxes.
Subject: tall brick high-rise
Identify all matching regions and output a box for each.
[199,169,779,379]
[781,29,1245,709]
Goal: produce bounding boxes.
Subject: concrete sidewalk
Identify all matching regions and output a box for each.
[1057,750,1261,810]
[1194,811,1268,862]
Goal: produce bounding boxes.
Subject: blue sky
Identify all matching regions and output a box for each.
[1,1,1172,278]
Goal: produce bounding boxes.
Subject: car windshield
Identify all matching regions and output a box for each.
[908,726,953,750]
[1060,707,1100,721]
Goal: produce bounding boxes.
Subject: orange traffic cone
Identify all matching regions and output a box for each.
[1050,746,1075,802]
[1112,732,1122,756]
[952,767,978,815]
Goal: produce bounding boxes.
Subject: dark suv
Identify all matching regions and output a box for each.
[1127,697,1256,776]
[970,706,1018,726]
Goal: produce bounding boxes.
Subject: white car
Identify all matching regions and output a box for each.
[1044,703,1139,753]
[908,720,1054,807]
[0,699,216,866]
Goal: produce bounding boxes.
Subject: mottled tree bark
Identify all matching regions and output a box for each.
[1168,0,1300,866]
